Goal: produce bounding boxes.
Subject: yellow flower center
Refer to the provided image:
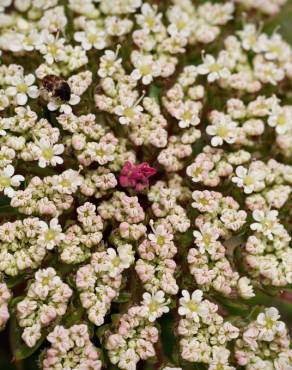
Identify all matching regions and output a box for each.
[95,148,105,157]
[210,63,221,73]
[149,301,159,312]
[157,235,165,246]
[140,64,151,76]
[45,230,56,241]
[244,175,254,186]
[203,234,211,245]
[277,114,286,126]
[17,83,28,93]
[0,176,11,187]
[88,33,98,44]
[182,110,192,121]
[145,16,155,28]
[217,125,228,138]
[192,167,202,177]
[112,256,121,267]
[124,107,135,119]
[42,148,54,160]
[187,301,198,312]
[265,317,274,329]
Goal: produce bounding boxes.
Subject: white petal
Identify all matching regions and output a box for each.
[70,94,80,105]
[4,187,15,198]
[25,74,35,86]
[16,93,28,106]
[11,175,24,185]
[53,144,64,155]
[28,86,39,98]
[4,165,14,177]
[47,101,58,111]
[5,86,17,96]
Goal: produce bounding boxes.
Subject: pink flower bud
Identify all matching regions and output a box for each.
[119,161,156,192]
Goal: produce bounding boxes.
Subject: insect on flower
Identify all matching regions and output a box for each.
[42,74,71,102]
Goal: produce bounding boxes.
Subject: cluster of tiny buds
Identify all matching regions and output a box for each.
[178,289,239,368]
[0,282,11,331]
[235,307,292,369]
[0,217,63,276]
[16,268,72,347]
[76,242,135,326]
[43,324,102,370]
[105,290,169,370]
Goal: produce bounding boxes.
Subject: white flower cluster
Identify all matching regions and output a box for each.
[235,307,292,369]
[187,145,251,186]
[188,191,253,298]
[245,209,292,287]
[0,281,11,330]
[207,95,292,150]
[43,324,102,370]
[0,0,291,369]
[105,290,169,370]
[95,48,169,149]
[76,242,135,326]
[59,202,104,264]
[0,65,39,107]
[135,177,191,295]
[136,221,179,295]
[98,191,145,224]
[162,66,204,128]
[80,167,118,199]
[191,190,247,236]
[197,23,292,90]
[134,1,234,63]
[0,217,62,276]
[16,268,72,347]
[235,0,287,15]
[147,176,191,233]
[10,169,83,216]
[0,105,66,178]
[233,159,292,207]
[178,289,239,369]
[158,128,201,172]
[57,111,134,167]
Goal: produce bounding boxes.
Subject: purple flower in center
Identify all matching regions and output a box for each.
[119,161,157,192]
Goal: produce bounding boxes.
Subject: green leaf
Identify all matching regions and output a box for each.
[96,323,111,341]
[113,292,131,303]
[110,313,121,325]
[0,205,19,215]
[264,1,292,46]
[214,295,250,315]
[159,312,177,363]
[6,274,29,289]
[63,304,85,327]
[149,85,162,104]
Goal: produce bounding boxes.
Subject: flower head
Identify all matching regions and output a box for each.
[0,165,24,197]
[119,161,156,192]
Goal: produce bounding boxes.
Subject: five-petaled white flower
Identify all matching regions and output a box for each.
[6,74,39,106]
[178,290,208,321]
[0,165,24,197]
[38,218,64,250]
[31,138,64,168]
[232,165,266,194]
[141,290,170,322]
[250,209,282,240]
[197,52,231,82]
